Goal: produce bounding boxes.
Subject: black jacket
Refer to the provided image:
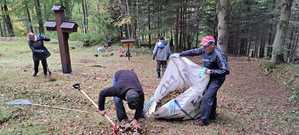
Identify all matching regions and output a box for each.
[98,70,144,119]
[28,35,51,60]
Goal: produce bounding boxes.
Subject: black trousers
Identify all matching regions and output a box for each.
[33,59,48,75]
[200,77,225,123]
[156,60,167,78]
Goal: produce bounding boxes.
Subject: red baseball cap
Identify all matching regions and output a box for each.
[200,35,216,47]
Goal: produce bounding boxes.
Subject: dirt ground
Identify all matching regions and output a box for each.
[0,40,298,135]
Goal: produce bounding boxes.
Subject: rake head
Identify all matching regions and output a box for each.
[72,83,81,90]
[112,124,119,135]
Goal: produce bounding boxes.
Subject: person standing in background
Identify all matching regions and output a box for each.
[27,32,51,77]
[153,36,171,78]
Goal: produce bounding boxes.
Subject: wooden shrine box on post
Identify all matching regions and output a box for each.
[44,5,78,74]
[120,39,135,61]
[60,22,78,33]
[45,21,56,31]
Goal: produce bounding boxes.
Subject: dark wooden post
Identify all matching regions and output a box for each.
[120,39,135,61]
[44,5,78,74]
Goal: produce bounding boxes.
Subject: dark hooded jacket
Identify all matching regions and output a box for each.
[28,34,51,60]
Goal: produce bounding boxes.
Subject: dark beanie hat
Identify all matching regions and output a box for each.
[126,89,140,109]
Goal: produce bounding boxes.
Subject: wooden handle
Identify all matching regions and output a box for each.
[31,104,89,113]
[80,90,115,126]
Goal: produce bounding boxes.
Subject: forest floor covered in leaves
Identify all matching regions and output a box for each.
[0,39,298,135]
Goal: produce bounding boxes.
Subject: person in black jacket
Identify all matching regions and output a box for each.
[98,70,144,129]
[27,32,51,77]
[171,35,230,126]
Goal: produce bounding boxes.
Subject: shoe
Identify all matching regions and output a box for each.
[209,113,217,120]
[32,72,37,77]
[157,71,161,78]
[209,115,216,120]
[194,119,208,126]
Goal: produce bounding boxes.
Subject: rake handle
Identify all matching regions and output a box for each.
[31,104,89,113]
[78,88,115,126]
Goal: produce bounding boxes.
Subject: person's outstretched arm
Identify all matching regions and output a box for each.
[38,34,50,41]
[179,47,204,57]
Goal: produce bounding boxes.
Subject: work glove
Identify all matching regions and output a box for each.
[169,53,180,58]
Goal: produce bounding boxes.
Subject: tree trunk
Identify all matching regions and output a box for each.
[259,32,266,58]
[96,0,100,12]
[1,0,14,37]
[25,3,33,33]
[81,0,87,33]
[287,30,294,62]
[217,0,231,54]
[0,21,3,37]
[195,32,199,48]
[60,0,63,5]
[125,0,131,38]
[179,5,183,50]
[175,8,179,51]
[271,0,294,64]
[170,29,174,50]
[0,8,4,37]
[43,0,48,21]
[291,34,299,62]
[1,17,7,36]
[34,0,44,34]
[157,0,161,35]
[136,0,140,46]
[85,0,88,31]
[64,0,72,20]
[147,0,151,47]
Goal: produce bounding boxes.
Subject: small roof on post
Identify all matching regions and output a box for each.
[120,39,135,44]
[44,21,56,31]
[52,5,64,12]
[121,39,135,48]
[60,22,78,33]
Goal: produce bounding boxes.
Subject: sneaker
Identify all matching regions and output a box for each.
[32,72,38,77]
[210,115,217,120]
[209,113,217,120]
[194,119,208,126]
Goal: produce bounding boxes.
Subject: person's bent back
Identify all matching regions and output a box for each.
[98,70,144,129]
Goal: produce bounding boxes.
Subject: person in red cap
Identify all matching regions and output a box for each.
[170,35,230,126]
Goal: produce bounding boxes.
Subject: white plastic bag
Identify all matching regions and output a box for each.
[145,57,210,120]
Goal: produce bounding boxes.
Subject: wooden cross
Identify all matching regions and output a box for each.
[44,5,78,74]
